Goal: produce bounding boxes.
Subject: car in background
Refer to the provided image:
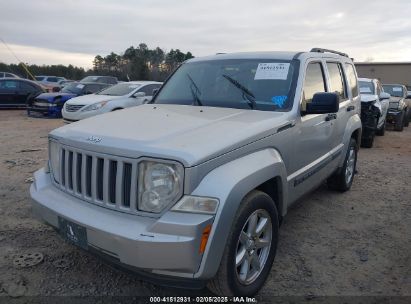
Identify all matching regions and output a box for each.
[405,90,411,124]
[62,81,162,122]
[27,82,109,117]
[358,78,390,147]
[80,75,118,85]
[382,84,409,131]
[58,79,75,87]
[35,75,66,92]
[0,72,20,78]
[0,78,44,108]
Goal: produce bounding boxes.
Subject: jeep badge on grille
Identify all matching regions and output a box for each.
[86,135,102,143]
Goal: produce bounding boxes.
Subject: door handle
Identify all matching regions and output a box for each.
[347,105,355,112]
[325,113,337,121]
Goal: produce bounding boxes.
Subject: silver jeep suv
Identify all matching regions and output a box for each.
[30,48,362,296]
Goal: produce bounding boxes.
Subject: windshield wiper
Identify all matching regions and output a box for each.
[186,73,203,106]
[222,74,257,109]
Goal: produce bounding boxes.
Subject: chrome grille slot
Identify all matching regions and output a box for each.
[109,161,117,204]
[65,104,85,112]
[56,145,140,214]
[96,158,104,201]
[61,149,66,186]
[122,163,132,207]
[85,155,92,197]
[67,151,73,190]
[76,153,82,193]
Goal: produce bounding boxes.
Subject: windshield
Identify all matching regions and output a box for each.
[154,59,299,111]
[383,85,404,97]
[81,76,99,82]
[97,83,140,96]
[35,76,45,81]
[61,82,84,94]
[359,81,375,95]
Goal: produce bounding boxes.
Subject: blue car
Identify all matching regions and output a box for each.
[27,82,110,117]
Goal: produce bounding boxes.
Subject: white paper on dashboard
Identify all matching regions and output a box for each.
[254,63,290,80]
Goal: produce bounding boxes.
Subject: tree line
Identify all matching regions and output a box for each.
[0,43,194,81]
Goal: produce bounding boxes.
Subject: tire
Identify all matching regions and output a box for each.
[207,190,279,296]
[327,138,358,192]
[375,119,385,136]
[404,110,409,127]
[360,117,377,148]
[361,135,374,148]
[394,111,404,131]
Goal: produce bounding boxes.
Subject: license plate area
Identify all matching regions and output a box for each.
[58,217,88,249]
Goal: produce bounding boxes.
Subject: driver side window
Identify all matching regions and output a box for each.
[301,62,326,111]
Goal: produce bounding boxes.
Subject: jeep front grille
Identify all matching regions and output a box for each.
[57,146,138,213]
[65,104,84,112]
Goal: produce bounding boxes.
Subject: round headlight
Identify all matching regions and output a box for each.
[138,161,183,213]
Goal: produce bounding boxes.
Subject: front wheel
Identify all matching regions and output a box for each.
[375,119,385,136]
[394,111,404,131]
[207,190,279,296]
[404,110,410,127]
[327,138,358,192]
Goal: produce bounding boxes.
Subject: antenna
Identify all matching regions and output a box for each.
[0,37,36,80]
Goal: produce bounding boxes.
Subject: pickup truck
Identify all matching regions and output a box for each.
[31,48,362,296]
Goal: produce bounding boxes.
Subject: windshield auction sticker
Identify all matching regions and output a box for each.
[254,63,290,80]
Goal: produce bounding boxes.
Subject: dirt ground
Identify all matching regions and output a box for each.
[0,110,410,302]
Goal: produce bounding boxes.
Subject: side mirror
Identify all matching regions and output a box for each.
[133,92,145,98]
[305,92,339,114]
[152,88,159,96]
[380,92,391,100]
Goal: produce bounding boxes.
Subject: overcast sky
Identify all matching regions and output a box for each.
[1,0,410,68]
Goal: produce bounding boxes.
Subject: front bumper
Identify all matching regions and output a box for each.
[386,110,402,123]
[27,104,63,117]
[30,168,213,283]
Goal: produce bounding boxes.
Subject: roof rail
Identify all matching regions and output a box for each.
[310,48,349,58]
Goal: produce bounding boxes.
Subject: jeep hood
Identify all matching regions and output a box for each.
[50,104,290,166]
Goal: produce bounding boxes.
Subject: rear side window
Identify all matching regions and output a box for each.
[326,62,347,101]
[140,84,160,96]
[85,84,105,93]
[345,64,359,97]
[46,77,59,82]
[0,80,18,89]
[302,62,326,110]
[20,81,37,92]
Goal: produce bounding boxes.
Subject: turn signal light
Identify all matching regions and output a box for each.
[199,224,212,254]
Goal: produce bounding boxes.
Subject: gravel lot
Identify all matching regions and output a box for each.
[0,110,410,302]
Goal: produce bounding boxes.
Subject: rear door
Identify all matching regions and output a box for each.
[325,61,353,151]
[0,79,19,107]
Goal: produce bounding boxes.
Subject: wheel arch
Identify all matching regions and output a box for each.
[340,114,362,167]
[191,148,287,280]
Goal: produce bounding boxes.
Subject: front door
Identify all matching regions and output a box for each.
[0,79,19,107]
[289,61,334,203]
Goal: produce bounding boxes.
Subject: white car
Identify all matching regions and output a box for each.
[358,77,390,147]
[62,81,162,122]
